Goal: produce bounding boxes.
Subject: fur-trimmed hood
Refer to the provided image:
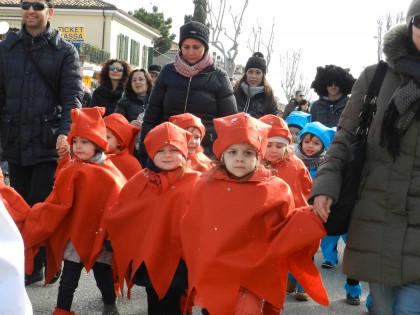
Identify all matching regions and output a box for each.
[383,24,410,68]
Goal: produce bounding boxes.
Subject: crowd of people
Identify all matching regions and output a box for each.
[1,0,420,315]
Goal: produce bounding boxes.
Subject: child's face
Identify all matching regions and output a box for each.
[187,127,201,154]
[106,129,121,154]
[301,134,324,156]
[222,143,259,178]
[265,142,287,163]
[288,126,301,144]
[72,136,96,160]
[153,144,184,171]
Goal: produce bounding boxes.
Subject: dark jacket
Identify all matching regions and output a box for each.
[235,86,278,118]
[115,95,148,122]
[309,94,349,128]
[90,83,123,117]
[282,98,298,119]
[0,23,82,165]
[139,62,237,165]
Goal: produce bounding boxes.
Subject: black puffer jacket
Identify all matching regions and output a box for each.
[139,62,237,165]
[309,94,349,128]
[115,94,148,122]
[235,87,278,118]
[0,23,83,165]
[90,83,123,117]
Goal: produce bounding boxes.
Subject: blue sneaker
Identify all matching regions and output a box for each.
[345,283,362,305]
[366,293,372,313]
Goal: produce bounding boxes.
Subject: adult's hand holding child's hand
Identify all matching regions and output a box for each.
[312,195,333,223]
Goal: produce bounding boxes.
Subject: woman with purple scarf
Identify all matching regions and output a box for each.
[138,21,237,166]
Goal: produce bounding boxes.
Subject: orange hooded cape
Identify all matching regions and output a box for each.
[181,165,328,314]
[108,148,142,179]
[21,158,126,284]
[105,168,200,298]
[187,149,212,173]
[0,170,30,231]
[269,152,312,208]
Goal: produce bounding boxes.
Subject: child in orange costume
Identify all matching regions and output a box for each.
[259,114,313,302]
[181,113,328,315]
[104,113,142,179]
[169,113,212,172]
[259,114,312,213]
[0,168,30,231]
[105,122,201,314]
[21,107,127,315]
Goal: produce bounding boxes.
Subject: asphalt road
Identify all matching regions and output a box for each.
[27,239,369,315]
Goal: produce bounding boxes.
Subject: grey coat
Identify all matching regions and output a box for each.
[310,24,420,285]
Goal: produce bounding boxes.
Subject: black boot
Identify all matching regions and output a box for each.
[25,247,46,286]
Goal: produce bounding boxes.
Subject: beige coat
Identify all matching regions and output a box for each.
[310,24,420,286]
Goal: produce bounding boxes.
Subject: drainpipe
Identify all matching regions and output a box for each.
[102,8,105,50]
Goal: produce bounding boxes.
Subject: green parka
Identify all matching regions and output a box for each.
[310,24,420,285]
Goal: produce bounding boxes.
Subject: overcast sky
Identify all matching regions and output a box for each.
[107,0,412,101]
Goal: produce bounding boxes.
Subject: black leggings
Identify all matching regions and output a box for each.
[57,260,116,310]
[146,286,184,315]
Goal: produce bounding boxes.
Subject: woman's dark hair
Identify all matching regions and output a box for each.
[124,69,153,98]
[297,99,309,111]
[98,59,132,89]
[233,72,276,106]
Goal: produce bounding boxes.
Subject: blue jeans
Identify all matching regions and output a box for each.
[320,235,346,264]
[369,282,420,315]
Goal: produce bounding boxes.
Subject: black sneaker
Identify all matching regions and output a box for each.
[49,271,61,284]
[321,260,334,269]
[346,294,361,305]
[25,272,43,286]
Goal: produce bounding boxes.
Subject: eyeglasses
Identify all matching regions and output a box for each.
[327,82,338,87]
[299,94,305,97]
[109,65,124,72]
[131,78,145,83]
[21,2,49,11]
[412,16,420,28]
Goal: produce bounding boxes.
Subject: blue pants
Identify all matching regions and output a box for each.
[320,234,346,264]
[288,273,305,293]
[369,282,420,315]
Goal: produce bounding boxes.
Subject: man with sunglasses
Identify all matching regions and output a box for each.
[282,89,305,119]
[0,0,83,286]
[309,64,356,128]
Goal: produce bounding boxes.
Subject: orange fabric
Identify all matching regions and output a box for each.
[187,151,212,173]
[169,113,206,140]
[269,152,312,208]
[67,107,108,151]
[213,113,271,159]
[105,167,201,299]
[144,122,191,159]
[104,113,140,154]
[181,165,328,314]
[108,148,142,179]
[0,179,30,231]
[21,158,126,284]
[259,114,292,145]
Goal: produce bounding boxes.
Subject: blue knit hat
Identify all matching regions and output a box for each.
[286,111,312,130]
[299,121,336,150]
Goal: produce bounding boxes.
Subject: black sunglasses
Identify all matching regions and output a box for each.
[412,16,420,29]
[109,65,124,72]
[327,82,338,87]
[21,2,49,11]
